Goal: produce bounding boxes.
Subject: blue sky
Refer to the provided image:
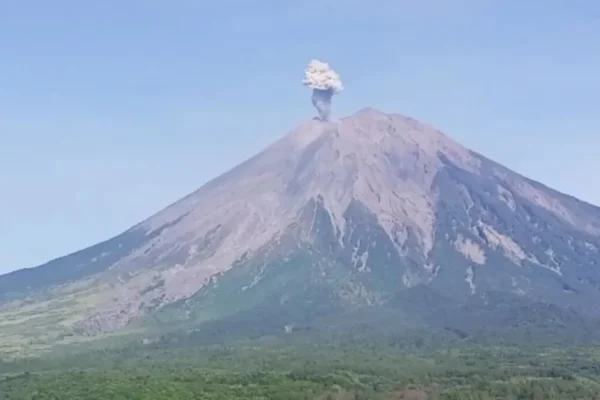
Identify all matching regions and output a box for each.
[1,0,599,274]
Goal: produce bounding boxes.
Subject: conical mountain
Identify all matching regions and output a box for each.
[2,108,600,349]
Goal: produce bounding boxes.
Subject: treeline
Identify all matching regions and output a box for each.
[1,368,599,399]
[1,341,600,399]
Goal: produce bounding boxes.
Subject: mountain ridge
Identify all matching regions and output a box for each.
[1,107,599,354]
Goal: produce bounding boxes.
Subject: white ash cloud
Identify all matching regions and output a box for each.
[302,59,343,121]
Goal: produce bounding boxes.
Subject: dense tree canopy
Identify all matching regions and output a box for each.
[2,339,600,399]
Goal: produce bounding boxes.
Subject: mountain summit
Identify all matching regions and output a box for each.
[2,108,600,351]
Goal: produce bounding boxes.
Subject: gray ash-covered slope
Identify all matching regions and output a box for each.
[2,108,600,345]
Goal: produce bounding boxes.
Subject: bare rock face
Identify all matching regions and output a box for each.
[1,108,600,344]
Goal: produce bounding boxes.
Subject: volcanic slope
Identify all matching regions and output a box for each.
[1,108,600,352]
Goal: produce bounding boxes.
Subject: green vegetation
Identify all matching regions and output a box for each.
[2,337,600,399]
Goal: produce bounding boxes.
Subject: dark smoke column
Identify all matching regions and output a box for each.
[302,60,343,121]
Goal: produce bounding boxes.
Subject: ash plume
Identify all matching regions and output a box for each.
[302,59,343,121]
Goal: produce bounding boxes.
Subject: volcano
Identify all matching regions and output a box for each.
[2,108,600,350]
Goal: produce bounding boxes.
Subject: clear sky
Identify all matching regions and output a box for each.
[1,1,599,274]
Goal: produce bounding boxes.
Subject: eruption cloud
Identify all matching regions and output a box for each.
[302,60,343,121]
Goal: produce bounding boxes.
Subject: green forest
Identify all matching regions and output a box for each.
[2,337,600,399]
